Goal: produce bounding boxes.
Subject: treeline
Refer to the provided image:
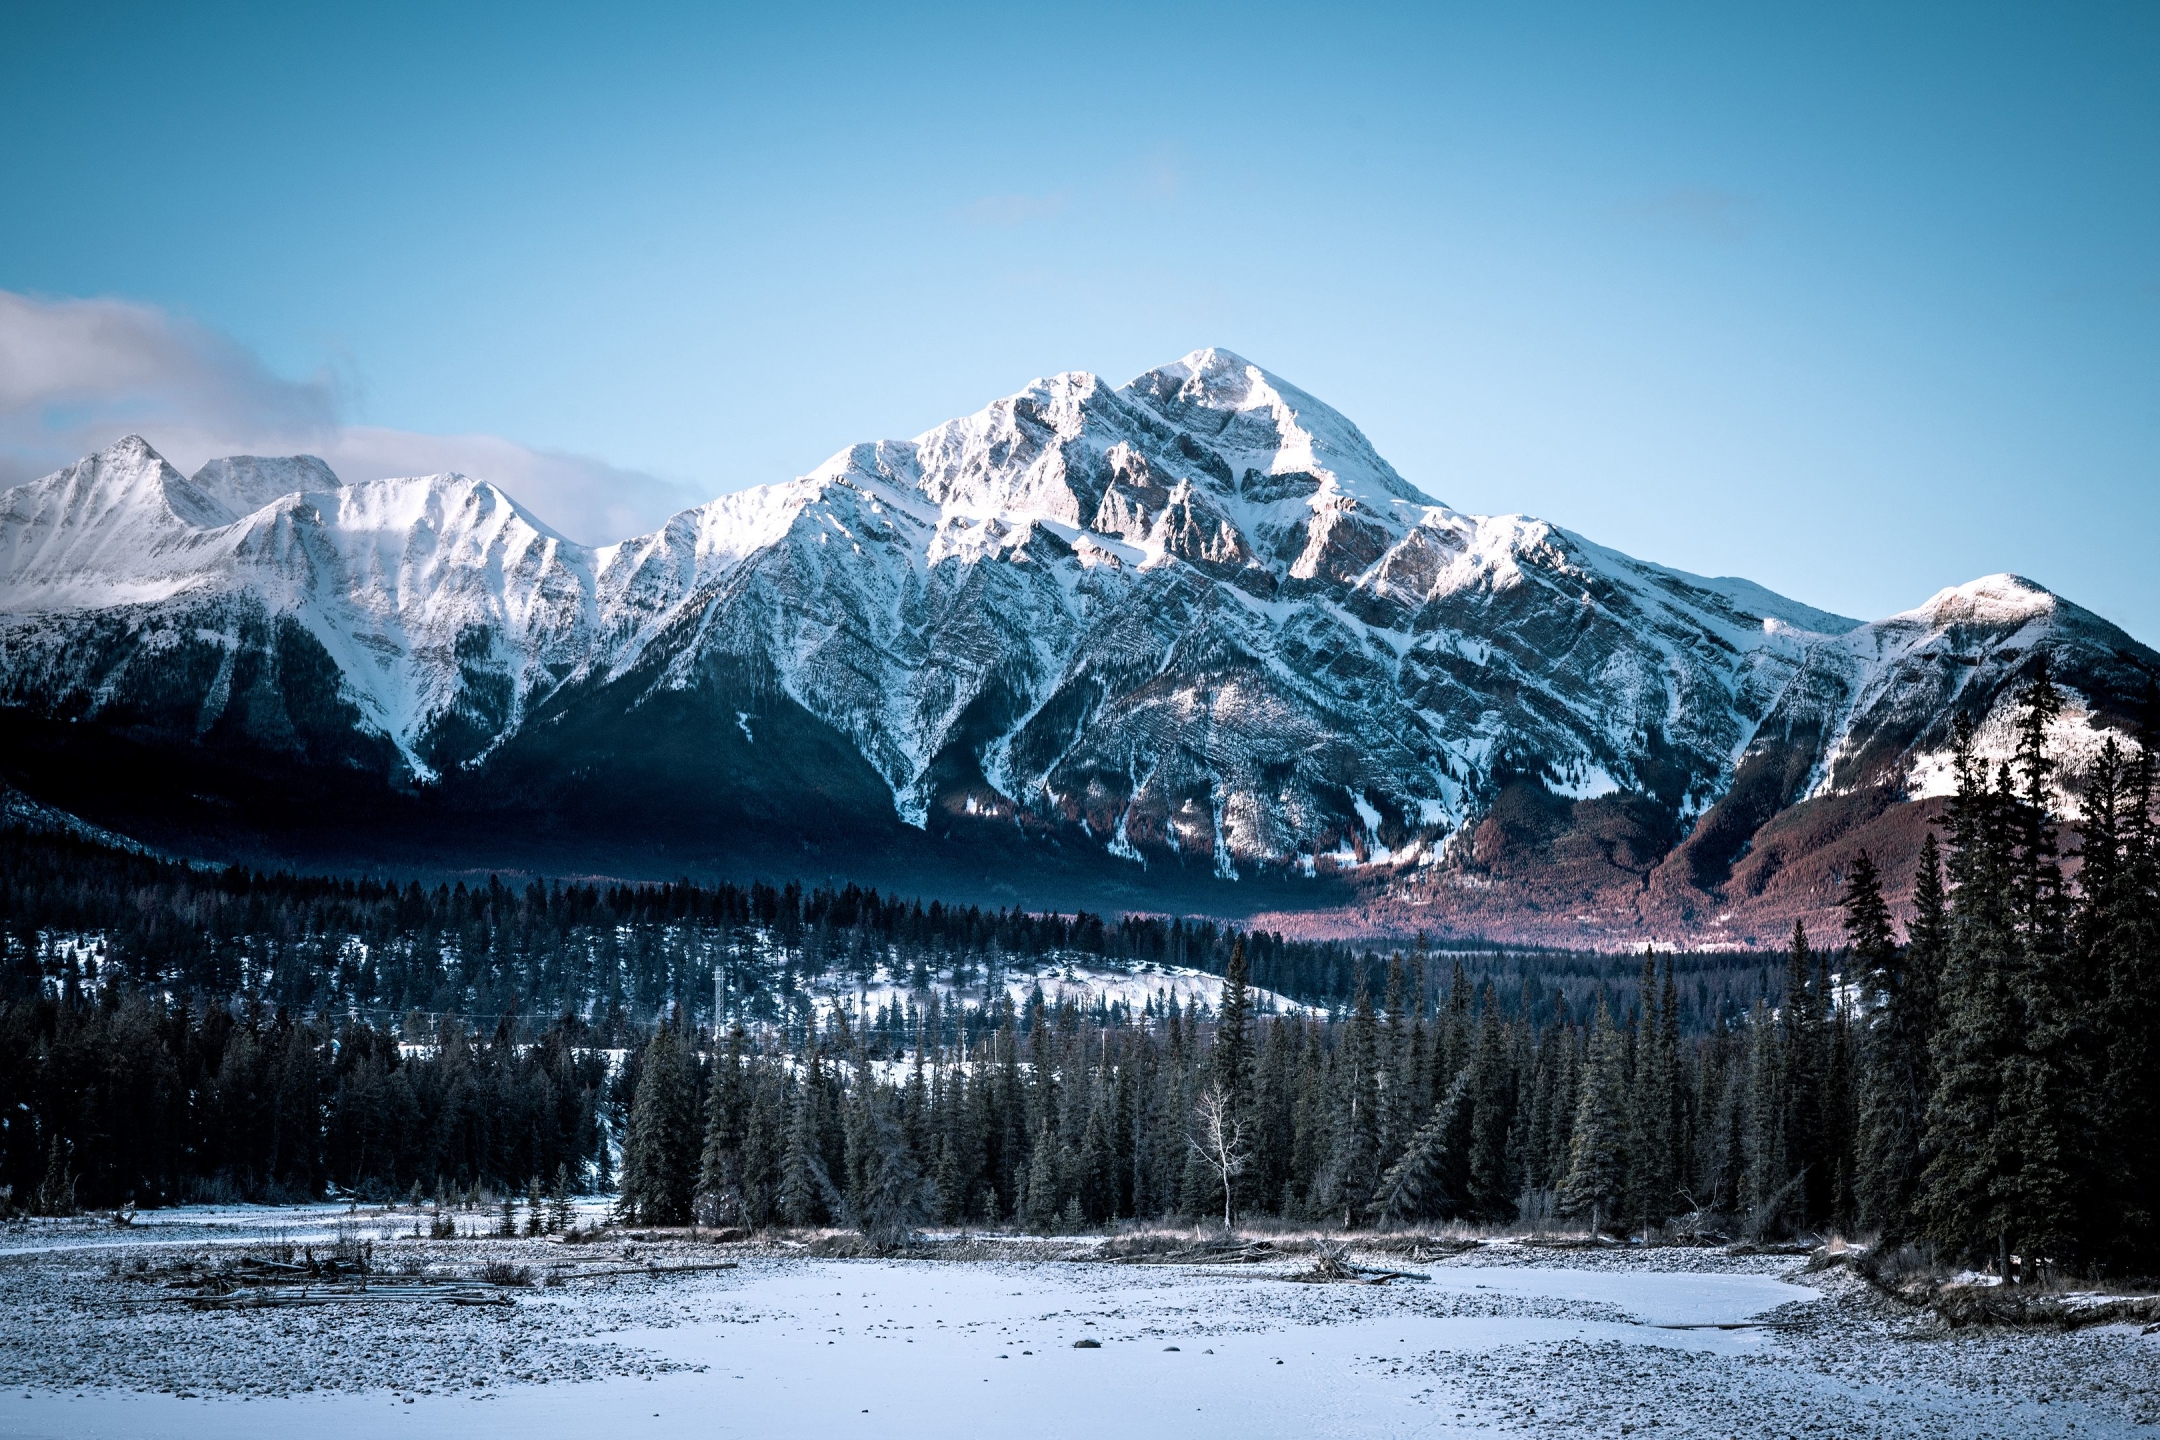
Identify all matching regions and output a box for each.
[0,997,606,1210]
[0,831,1402,1022]
[5,661,2151,1279]
[610,660,2156,1275]
[0,824,1785,1033]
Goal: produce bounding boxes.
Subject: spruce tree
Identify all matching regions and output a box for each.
[1378,953,1411,1169]
[778,1073,833,1227]
[1996,659,2084,1271]
[2081,710,2159,1268]
[1075,1089,1115,1223]
[1322,976,1383,1225]
[1377,1069,1471,1221]
[1847,849,1923,1238]
[1210,939,1255,1208]
[1778,921,1827,1229]
[1627,952,1677,1236]
[618,1019,699,1225]
[856,1092,931,1247]
[1742,998,1787,1234]
[1920,717,2024,1268]
[1559,998,1628,1233]
[695,1022,749,1225]
[2097,703,2160,1268]
[1464,990,1515,1222]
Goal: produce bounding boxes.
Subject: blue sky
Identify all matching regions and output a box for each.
[2,1,2155,639]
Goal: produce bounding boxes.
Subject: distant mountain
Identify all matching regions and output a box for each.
[0,350,2151,943]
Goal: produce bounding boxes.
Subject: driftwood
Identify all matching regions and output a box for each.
[1112,1238,1278,1266]
[549,1262,741,1280]
[178,1281,511,1310]
[1291,1240,1430,1285]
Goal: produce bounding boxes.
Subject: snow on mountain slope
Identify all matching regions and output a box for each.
[1753,573,2150,805]
[5,348,2145,904]
[0,439,609,776]
[573,348,1871,873]
[0,437,245,610]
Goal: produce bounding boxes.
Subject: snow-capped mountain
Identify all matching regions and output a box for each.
[0,350,2151,938]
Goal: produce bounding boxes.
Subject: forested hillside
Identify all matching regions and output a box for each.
[618,661,2156,1274]
[3,660,2154,1277]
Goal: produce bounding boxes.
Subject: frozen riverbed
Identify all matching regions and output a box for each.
[0,1217,2154,1439]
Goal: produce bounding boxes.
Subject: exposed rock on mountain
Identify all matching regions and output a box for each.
[0,352,2150,942]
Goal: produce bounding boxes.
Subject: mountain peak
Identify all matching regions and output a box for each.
[1120,349,1437,509]
[1911,573,2058,628]
[97,434,166,467]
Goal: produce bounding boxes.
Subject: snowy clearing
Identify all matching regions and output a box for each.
[0,1214,2154,1439]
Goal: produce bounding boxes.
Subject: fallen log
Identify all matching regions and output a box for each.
[179,1283,512,1310]
[1290,1240,1430,1285]
[549,1262,741,1280]
[1111,1240,1278,1266]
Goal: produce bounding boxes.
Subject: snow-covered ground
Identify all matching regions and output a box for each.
[806,954,1304,1030]
[0,1201,621,1258]
[0,1216,2154,1438]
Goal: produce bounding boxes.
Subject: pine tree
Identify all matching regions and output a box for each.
[1627,952,1677,1236]
[1778,921,1827,1230]
[618,1020,699,1225]
[1378,953,1412,1169]
[1908,830,1949,1080]
[777,1073,833,1227]
[1377,1070,1471,1222]
[1657,959,1688,1213]
[1848,849,1923,1238]
[1210,939,1255,1212]
[1559,999,1628,1233]
[2094,700,2160,1267]
[548,1163,575,1233]
[34,1138,77,1216]
[695,1022,750,1225]
[1211,939,1254,1103]
[1920,715,2025,1268]
[1076,1084,1116,1223]
[856,1091,931,1247]
[1742,998,1788,1234]
[1465,987,1515,1221]
[1024,1111,1063,1229]
[1321,976,1382,1225]
[1993,658,2084,1272]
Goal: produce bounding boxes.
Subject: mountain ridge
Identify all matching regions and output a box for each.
[0,348,2151,944]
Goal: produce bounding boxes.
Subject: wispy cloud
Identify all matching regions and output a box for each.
[0,289,696,545]
[960,190,1071,227]
[1621,186,1759,242]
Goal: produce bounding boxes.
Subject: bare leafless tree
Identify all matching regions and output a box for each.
[1188,1083,1250,1231]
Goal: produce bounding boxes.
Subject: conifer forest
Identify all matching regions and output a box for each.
[0,664,2149,1284]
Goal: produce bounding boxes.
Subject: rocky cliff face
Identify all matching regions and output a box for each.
[0,351,2151,940]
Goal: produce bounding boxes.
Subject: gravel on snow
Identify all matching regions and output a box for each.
[0,1219,2153,1439]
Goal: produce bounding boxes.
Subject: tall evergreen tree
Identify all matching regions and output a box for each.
[1628,952,1678,1235]
[1776,921,1829,1229]
[778,1067,834,1227]
[1997,658,2084,1271]
[1321,976,1383,1225]
[1209,938,1255,1224]
[1560,998,1628,1233]
[1847,849,1923,1238]
[1377,1069,1472,1222]
[695,1023,750,1224]
[618,1018,700,1225]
